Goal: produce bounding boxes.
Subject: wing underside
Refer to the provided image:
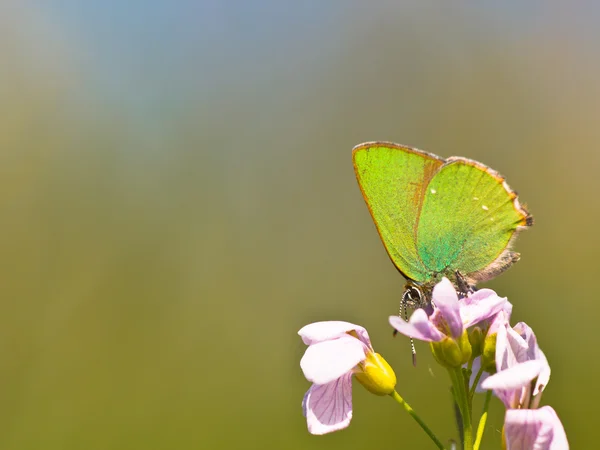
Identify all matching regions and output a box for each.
[416,157,531,283]
[353,142,444,282]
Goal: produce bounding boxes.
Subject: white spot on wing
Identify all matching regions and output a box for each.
[482,205,489,211]
[431,189,436,194]
[473,197,479,201]
[490,217,494,221]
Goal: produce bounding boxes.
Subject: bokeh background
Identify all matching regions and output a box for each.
[0,1,597,449]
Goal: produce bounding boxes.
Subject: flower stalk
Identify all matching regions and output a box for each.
[390,390,446,450]
[469,365,486,401]
[448,368,473,450]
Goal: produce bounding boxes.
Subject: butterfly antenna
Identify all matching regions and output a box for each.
[397,291,417,366]
[403,300,417,366]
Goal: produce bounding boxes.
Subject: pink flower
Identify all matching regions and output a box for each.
[485,322,550,409]
[481,323,568,449]
[298,321,395,435]
[504,406,568,450]
[482,359,547,410]
[390,278,507,342]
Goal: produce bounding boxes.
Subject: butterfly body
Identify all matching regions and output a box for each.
[353,142,532,307]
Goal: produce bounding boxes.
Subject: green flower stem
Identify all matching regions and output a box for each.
[474,390,492,450]
[467,359,474,373]
[390,390,446,450]
[469,365,486,401]
[448,368,473,450]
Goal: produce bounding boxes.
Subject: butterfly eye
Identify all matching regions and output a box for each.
[402,286,423,308]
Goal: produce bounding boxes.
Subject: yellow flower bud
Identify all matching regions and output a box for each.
[457,330,472,365]
[430,331,472,368]
[481,332,497,373]
[355,352,397,396]
[469,326,484,359]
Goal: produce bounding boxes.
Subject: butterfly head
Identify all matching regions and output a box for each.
[402,281,430,310]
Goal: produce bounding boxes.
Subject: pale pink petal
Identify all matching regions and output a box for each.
[459,288,499,306]
[482,360,543,391]
[532,347,550,396]
[483,358,543,409]
[302,388,309,417]
[298,321,371,348]
[431,278,462,338]
[504,406,569,450]
[496,324,528,373]
[300,335,366,384]
[512,322,551,395]
[351,326,373,350]
[485,302,513,336]
[303,373,353,435]
[460,290,508,329]
[389,310,444,342]
[506,326,532,363]
[484,328,528,410]
[495,324,510,372]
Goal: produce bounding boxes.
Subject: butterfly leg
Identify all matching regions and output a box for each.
[455,270,475,297]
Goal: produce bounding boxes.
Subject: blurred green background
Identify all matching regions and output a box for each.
[0,1,597,448]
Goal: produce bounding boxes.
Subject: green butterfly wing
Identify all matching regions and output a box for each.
[416,157,531,284]
[353,142,531,286]
[352,142,444,281]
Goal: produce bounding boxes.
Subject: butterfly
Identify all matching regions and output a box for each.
[353,141,532,310]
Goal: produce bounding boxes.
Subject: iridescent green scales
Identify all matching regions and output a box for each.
[353,142,532,304]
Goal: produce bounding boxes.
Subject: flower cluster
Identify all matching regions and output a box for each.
[390,278,567,448]
[298,278,568,449]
